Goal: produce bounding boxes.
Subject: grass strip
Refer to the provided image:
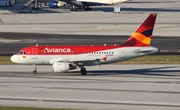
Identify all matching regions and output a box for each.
[0,55,180,65]
[116,55,180,64]
[0,56,13,64]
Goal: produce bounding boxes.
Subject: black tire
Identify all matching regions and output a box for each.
[81,68,87,75]
[33,70,37,74]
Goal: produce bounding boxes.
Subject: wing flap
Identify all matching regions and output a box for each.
[69,58,100,62]
[50,57,105,66]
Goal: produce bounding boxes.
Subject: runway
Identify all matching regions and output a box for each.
[0,64,180,110]
[0,0,180,109]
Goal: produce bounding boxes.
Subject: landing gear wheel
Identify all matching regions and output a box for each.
[80,68,87,75]
[33,65,37,74]
[33,70,37,74]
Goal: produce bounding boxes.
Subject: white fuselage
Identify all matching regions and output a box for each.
[11,46,159,65]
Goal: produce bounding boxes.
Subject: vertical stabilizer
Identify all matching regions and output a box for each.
[122,13,157,46]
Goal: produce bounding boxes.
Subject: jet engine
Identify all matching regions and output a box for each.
[48,1,67,8]
[53,62,76,73]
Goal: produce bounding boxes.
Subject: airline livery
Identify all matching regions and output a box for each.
[11,14,159,75]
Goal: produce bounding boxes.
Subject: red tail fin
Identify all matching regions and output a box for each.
[122,13,157,46]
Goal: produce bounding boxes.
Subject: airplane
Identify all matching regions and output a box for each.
[48,0,129,11]
[11,13,159,75]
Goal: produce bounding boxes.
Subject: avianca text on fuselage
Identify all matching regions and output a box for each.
[42,48,71,53]
[11,14,159,75]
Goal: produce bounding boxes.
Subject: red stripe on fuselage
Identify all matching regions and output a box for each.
[17,45,124,55]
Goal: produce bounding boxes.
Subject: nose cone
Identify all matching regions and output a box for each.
[11,55,18,63]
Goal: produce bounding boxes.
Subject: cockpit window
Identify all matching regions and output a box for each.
[18,51,26,54]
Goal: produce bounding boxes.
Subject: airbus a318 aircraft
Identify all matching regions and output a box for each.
[48,0,129,11]
[11,14,159,75]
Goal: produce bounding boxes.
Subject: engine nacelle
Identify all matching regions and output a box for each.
[53,62,69,73]
[53,62,77,73]
[48,1,66,8]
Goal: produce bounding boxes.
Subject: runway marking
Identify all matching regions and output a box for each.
[156,25,180,29]
[0,39,36,43]
[1,84,179,94]
[42,87,180,94]
[0,97,180,108]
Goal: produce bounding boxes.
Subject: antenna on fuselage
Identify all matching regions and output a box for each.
[104,43,106,46]
[36,44,38,46]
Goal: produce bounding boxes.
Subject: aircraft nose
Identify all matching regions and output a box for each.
[11,55,18,63]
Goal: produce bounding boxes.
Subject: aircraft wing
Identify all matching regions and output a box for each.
[49,56,107,66]
[69,58,102,66]
[50,57,106,66]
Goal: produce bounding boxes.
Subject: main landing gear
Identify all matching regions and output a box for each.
[70,5,78,11]
[80,67,87,75]
[33,65,37,74]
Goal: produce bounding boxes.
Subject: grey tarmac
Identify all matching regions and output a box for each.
[0,64,180,110]
[0,0,180,109]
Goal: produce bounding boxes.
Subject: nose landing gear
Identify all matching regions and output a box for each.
[33,65,37,74]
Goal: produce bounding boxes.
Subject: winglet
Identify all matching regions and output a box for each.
[122,13,157,46]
